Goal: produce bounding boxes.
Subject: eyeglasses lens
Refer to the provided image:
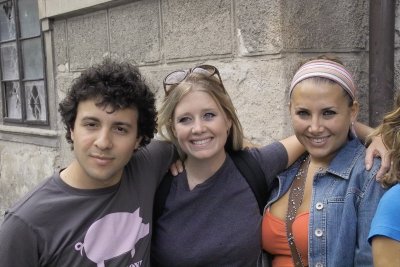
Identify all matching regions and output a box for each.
[163,65,224,95]
[165,70,188,85]
[192,66,215,76]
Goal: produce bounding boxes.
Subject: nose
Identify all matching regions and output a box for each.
[94,129,113,150]
[191,119,205,134]
[308,116,323,133]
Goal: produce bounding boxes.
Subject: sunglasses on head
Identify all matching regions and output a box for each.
[163,64,225,95]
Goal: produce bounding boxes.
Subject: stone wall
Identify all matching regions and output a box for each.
[0,141,58,218]
[52,0,377,148]
[1,0,399,220]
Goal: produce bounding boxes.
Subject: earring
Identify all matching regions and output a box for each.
[351,121,358,138]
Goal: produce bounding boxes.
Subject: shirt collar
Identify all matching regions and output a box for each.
[325,137,364,180]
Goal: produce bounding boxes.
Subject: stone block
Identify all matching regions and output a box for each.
[53,20,68,71]
[56,72,81,96]
[216,59,288,144]
[226,61,289,144]
[162,0,232,61]
[281,0,368,50]
[67,11,109,70]
[109,0,161,64]
[0,143,57,222]
[344,55,370,123]
[236,0,282,55]
[139,66,169,99]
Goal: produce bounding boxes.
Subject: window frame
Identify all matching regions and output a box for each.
[0,0,49,126]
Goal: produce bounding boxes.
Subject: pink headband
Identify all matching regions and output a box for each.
[289,59,356,100]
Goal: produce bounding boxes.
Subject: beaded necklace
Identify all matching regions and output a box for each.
[286,155,310,267]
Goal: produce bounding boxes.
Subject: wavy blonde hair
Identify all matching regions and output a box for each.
[158,72,244,160]
[370,94,400,187]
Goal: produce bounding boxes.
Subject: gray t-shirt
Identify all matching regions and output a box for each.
[152,142,287,267]
[0,140,175,267]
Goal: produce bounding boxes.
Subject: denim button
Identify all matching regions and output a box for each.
[315,228,323,237]
[315,263,323,267]
[316,202,324,210]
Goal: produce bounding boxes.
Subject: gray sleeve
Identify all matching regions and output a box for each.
[0,213,41,266]
[145,139,177,172]
[133,139,177,184]
[249,141,288,182]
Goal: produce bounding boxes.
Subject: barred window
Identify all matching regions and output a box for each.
[0,0,47,125]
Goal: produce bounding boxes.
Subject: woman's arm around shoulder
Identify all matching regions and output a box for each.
[278,135,305,167]
[372,237,400,267]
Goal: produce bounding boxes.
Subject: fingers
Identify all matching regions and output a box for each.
[169,160,184,176]
[376,152,391,181]
[175,160,184,173]
[170,164,178,176]
[365,135,390,179]
[365,146,374,171]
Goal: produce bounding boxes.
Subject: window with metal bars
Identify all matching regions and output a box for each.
[0,0,48,125]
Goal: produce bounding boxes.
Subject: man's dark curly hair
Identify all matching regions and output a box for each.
[58,59,157,149]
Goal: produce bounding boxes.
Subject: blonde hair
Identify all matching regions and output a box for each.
[158,72,244,159]
[370,93,400,187]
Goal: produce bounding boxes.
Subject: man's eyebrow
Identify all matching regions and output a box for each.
[80,116,100,121]
[80,117,133,127]
[113,121,134,128]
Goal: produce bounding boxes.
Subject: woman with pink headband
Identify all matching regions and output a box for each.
[261,56,386,267]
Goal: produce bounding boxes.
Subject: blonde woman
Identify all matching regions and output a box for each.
[368,93,400,267]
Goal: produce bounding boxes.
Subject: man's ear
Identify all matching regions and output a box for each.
[70,127,75,142]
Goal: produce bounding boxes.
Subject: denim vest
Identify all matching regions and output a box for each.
[265,137,386,267]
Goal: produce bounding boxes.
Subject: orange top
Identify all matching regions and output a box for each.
[262,209,309,267]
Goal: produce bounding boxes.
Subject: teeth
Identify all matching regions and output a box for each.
[192,138,210,145]
[311,137,326,143]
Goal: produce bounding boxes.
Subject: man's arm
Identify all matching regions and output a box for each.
[0,214,40,266]
[140,139,178,182]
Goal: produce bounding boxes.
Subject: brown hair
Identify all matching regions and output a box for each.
[370,93,400,187]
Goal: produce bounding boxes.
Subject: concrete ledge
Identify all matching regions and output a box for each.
[40,0,134,19]
[0,125,60,147]
[0,125,59,137]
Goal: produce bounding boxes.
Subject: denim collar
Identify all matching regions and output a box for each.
[325,137,364,180]
[280,136,364,181]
